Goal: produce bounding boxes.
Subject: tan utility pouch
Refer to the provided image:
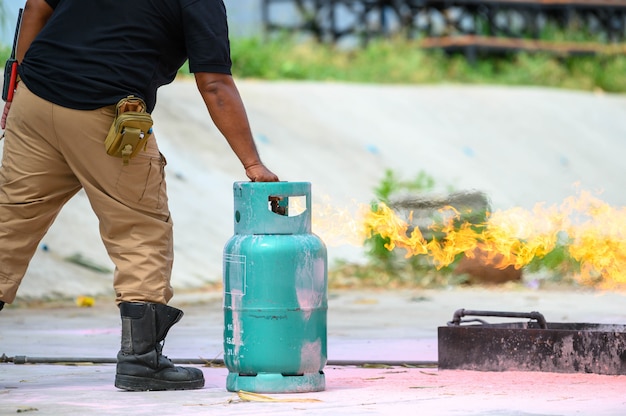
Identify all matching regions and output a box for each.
[105,96,153,165]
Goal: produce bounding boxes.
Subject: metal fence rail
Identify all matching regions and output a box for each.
[261,0,626,48]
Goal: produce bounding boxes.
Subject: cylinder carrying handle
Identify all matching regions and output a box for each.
[233,181,312,235]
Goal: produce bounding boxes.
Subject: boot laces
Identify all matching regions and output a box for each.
[156,341,171,361]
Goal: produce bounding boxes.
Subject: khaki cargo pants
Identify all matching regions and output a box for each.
[0,83,174,305]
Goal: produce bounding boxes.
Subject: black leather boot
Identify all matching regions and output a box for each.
[0,301,4,311]
[115,302,205,391]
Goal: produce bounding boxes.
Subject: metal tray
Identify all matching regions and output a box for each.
[438,309,626,375]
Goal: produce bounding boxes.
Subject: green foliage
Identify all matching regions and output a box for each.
[0,45,9,63]
[178,60,191,76]
[227,35,626,93]
[230,35,327,80]
[373,169,436,204]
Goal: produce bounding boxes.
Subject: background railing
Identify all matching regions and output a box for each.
[261,0,626,52]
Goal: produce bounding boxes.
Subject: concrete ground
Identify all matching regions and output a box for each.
[2,287,626,415]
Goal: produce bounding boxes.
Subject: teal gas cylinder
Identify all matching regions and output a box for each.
[223,181,327,393]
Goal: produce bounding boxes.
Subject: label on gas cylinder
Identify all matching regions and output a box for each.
[224,321,244,359]
[224,253,246,296]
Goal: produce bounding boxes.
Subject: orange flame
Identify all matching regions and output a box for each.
[563,191,626,287]
[312,189,626,289]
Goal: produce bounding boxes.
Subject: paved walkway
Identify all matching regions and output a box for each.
[2,287,626,415]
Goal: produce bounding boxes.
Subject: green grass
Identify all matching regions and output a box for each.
[228,35,626,93]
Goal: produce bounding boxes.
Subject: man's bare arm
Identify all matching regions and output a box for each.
[195,72,279,182]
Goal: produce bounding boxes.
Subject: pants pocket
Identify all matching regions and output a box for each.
[115,152,168,211]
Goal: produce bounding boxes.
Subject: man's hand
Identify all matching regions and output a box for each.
[1,101,11,130]
[245,163,279,182]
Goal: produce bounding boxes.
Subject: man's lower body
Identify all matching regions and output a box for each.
[0,83,203,390]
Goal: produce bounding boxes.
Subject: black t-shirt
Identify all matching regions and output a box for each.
[19,0,232,112]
